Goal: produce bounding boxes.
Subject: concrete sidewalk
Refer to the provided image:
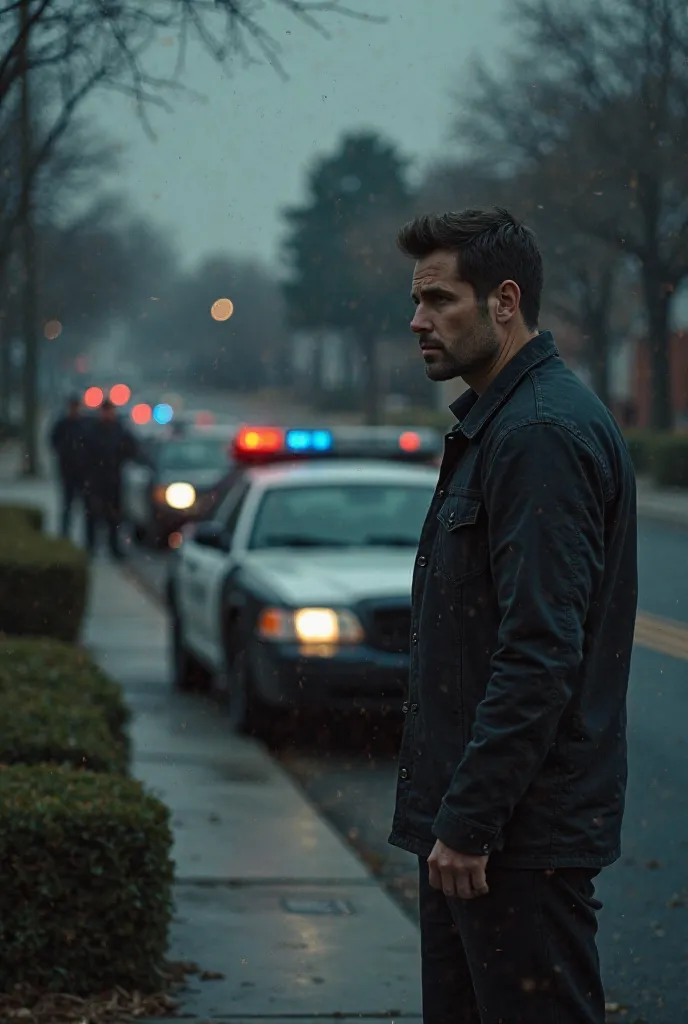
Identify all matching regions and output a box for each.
[81,561,422,1021]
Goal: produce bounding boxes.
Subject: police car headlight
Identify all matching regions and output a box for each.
[257,607,364,644]
[165,482,196,509]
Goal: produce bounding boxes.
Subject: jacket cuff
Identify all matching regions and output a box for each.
[432,803,501,856]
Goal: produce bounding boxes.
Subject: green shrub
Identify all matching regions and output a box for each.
[0,764,174,994]
[648,433,688,488]
[0,504,45,532]
[0,636,130,753]
[0,680,128,774]
[623,430,659,475]
[0,522,88,642]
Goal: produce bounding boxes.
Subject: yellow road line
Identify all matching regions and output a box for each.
[634,610,688,660]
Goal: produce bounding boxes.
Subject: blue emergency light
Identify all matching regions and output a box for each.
[153,403,174,425]
[234,424,441,462]
[285,429,333,452]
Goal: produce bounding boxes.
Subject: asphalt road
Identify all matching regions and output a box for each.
[125,516,688,1024]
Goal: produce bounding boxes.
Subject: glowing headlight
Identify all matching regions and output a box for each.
[257,607,364,644]
[165,482,196,510]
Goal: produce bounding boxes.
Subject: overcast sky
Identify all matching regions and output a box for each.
[86,1,509,271]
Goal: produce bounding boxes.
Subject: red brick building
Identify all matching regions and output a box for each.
[633,331,688,427]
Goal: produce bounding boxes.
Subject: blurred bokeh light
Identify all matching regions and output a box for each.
[110,384,131,406]
[44,319,62,340]
[84,386,104,408]
[131,403,152,425]
[210,298,234,321]
[153,403,174,425]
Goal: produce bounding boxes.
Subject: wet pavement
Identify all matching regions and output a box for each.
[81,560,422,1021]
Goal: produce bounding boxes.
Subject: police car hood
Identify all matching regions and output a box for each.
[244,548,414,606]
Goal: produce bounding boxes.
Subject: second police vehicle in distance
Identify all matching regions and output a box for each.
[123,423,237,547]
[166,423,442,734]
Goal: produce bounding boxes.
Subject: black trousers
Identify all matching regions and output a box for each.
[59,475,80,537]
[418,856,606,1024]
[84,490,123,557]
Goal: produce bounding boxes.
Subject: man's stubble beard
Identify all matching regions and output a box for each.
[424,317,501,383]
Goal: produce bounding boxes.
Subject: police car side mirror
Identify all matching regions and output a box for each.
[193,520,231,552]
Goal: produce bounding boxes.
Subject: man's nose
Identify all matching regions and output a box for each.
[410,307,431,334]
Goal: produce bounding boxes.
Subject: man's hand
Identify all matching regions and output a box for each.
[427,839,490,900]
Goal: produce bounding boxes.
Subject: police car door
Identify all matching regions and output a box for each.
[123,438,157,528]
[179,478,251,668]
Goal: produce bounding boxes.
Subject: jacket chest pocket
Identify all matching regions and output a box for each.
[435,492,489,584]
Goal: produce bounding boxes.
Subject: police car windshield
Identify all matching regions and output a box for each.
[158,439,231,472]
[249,483,433,550]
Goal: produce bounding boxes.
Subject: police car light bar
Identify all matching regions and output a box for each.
[233,424,441,462]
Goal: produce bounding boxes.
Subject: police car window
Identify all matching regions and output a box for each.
[248,484,433,550]
[158,439,232,472]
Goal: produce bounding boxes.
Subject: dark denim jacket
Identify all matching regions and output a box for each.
[389,332,638,869]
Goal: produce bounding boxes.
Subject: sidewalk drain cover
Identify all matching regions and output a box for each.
[281,897,356,916]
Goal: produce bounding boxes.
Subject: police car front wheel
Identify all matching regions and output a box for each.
[222,641,273,737]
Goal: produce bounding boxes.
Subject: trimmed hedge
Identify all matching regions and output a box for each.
[0,764,174,994]
[623,430,688,487]
[0,681,128,774]
[0,505,88,641]
[0,636,130,752]
[649,434,688,488]
[0,504,45,532]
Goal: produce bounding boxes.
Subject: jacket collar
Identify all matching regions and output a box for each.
[448,331,558,438]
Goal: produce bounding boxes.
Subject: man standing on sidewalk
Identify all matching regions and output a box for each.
[389,208,637,1023]
[83,398,141,559]
[49,394,88,537]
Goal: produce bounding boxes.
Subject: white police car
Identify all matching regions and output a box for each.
[166,424,441,734]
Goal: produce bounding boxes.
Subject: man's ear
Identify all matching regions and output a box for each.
[494,280,521,324]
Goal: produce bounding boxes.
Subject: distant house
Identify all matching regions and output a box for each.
[630,284,688,428]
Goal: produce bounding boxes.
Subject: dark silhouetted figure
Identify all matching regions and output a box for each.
[83,399,141,558]
[49,395,88,537]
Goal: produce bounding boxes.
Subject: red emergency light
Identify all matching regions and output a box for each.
[232,424,441,464]
[399,431,421,452]
[235,426,284,454]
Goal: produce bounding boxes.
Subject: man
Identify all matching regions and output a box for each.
[389,208,637,1023]
[83,398,140,559]
[49,395,87,537]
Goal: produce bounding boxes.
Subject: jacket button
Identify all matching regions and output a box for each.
[438,489,446,498]
[448,511,455,522]
[399,767,409,780]
[411,632,418,644]
[417,555,428,567]
[401,702,409,714]
[482,843,490,853]
[410,703,419,713]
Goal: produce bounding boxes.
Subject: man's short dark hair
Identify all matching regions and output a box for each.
[101,398,115,411]
[397,207,543,331]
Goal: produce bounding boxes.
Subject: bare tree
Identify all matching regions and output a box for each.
[0,0,377,470]
[0,0,376,265]
[453,0,688,429]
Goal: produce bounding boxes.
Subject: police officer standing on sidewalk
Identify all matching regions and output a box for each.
[389,208,637,1024]
[82,398,141,559]
[49,394,88,538]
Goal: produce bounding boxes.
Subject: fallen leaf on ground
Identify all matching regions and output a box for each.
[0,960,208,1023]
